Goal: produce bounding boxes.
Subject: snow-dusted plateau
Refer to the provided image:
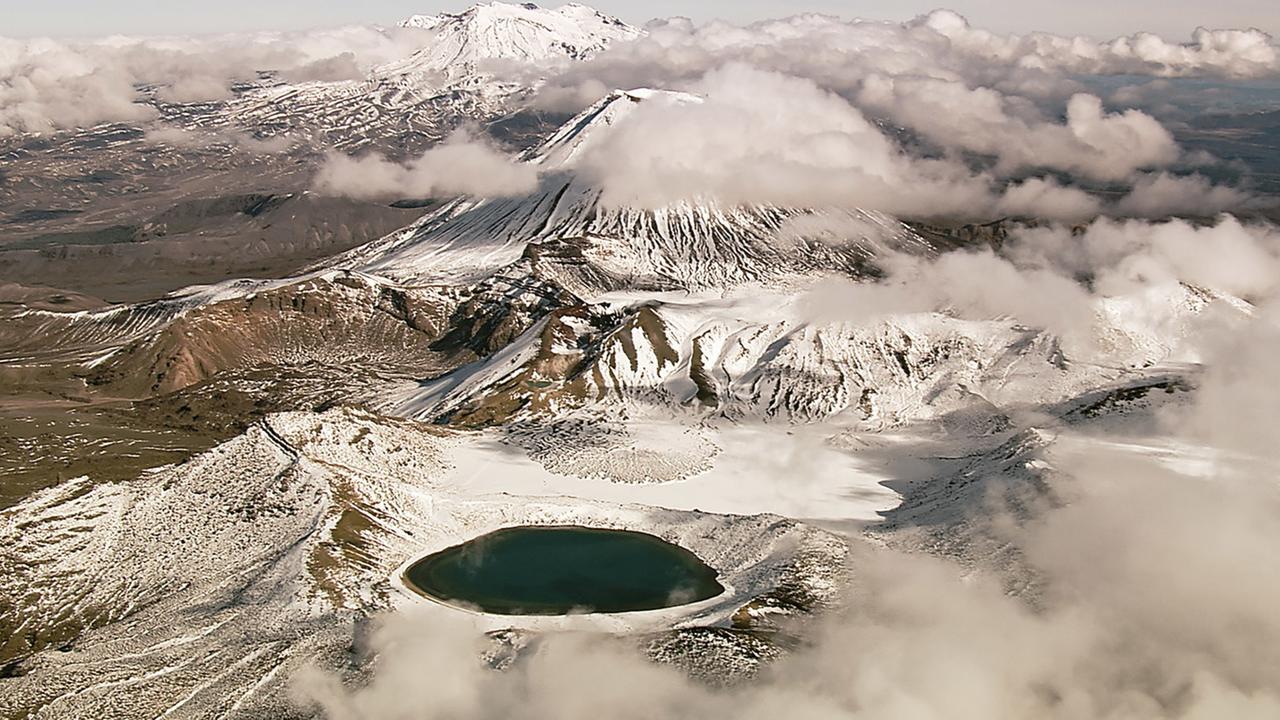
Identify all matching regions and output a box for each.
[3,2,1280,719]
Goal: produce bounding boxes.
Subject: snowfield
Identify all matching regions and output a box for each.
[0,407,849,717]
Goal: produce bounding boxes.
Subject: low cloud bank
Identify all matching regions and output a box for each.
[536,10,1280,116]
[1011,215,1280,300]
[529,9,1274,217]
[567,65,1251,219]
[857,81,1179,181]
[1115,173,1255,217]
[4,7,1277,148]
[298,62,1262,230]
[0,26,430,136]
[796,214,1280,348]
[577,66,992,215]
[313,129,540,200]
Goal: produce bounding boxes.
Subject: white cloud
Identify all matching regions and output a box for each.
[795,247,1096,345]
[790,214,1280,362]
[574,64,996,217]
[529,9,1262,217]
[564,65,1242,221]
[996,178,1103,220]
[1010,215,1280,300]
[1054,94,1180,179]
[0,36,155,134]
[857,78,1179,181]
[537,9,1280,120]
[0,8,1267,225]
[1116,173,1253,217]
[916,9,1280,78]
[313,129,539,200]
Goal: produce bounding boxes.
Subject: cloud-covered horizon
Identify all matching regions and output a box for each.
[3,7,1278,138]
[533,9,1280,115]
[315,63,1266,219]
[561,65,1240,218]
[297,8,1273,217]
[3,6,1276,220]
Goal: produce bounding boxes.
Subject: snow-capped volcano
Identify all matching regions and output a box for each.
[396,2,640,74]
[224,2,640,149]
[527,87,702,166]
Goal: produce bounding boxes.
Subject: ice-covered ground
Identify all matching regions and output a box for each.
[445,418,901,522]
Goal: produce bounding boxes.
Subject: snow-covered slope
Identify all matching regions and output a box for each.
[392,282,1233,431]
[396,2,641,74]
[0,408,844,716]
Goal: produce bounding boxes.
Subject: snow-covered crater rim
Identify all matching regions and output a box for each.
[386,501,843,633]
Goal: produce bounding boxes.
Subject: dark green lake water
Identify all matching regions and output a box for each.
[403,526,725,615]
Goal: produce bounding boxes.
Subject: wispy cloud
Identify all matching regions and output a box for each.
[313,128,540,200]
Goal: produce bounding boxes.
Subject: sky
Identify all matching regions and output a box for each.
[3,0,1277,40]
